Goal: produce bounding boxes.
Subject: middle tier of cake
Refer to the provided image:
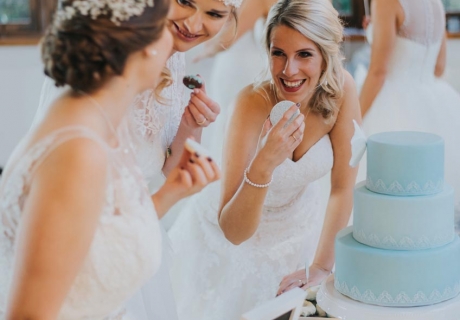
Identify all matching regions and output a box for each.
[335,227,460,307]
[353,181,455,250]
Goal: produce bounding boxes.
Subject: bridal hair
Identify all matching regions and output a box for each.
[264,0,345,120]
[41,0,170,93]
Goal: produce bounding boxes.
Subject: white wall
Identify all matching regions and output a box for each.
[0,39,459,168]
[0,46,45,167]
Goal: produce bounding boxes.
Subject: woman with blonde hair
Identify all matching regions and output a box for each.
[169,0,361,318]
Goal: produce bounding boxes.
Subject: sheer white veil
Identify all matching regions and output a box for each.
[31,76,68,129]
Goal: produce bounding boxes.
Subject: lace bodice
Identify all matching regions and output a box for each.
[0,125,162,319]
[383,0,445,83]
[129,52,188,185]
[397,0,445,46]
[253,135,333,245]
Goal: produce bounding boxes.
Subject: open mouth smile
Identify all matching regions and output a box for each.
[280,78,306,92]
[174,23,202,42]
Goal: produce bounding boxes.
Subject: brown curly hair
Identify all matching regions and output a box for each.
[41,0,170,93]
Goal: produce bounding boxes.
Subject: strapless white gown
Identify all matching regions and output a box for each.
[169,135,333,320]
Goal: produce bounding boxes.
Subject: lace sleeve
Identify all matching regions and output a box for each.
[128,52,188,184]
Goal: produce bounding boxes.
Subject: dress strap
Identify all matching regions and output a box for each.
[17,126,114,182]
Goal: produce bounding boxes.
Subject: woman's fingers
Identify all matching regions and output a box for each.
[188,102,209,127]
[183,153,221,193]
[288,121,305,147]
[178,168,193,189]
[284,112,305,137]
[186,159,208,188]
[191,89,221,118]
[273,104,300,130]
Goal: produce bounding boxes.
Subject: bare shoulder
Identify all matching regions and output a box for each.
[34,137,109,186]
[342,70,357,96]
[337,69,359,111]
[232,82,272,120]
[373,0,402,16]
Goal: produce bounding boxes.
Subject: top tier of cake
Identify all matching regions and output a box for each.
[366,131,444,196]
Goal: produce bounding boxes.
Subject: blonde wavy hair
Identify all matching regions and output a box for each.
[263,0,345,120]
[154,67,173,104]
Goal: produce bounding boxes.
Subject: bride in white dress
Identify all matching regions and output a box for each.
[169,1,360,319]
[35,0,243,318]
[360,0,460,213]
[0,1,220,318]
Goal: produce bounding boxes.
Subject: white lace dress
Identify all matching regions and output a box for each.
[362,0,460,214]
[0,125,162,319]
[124,52,189,320]
[169,135,333,320]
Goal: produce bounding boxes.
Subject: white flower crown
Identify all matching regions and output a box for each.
[56,0,155,25]
[56,0,243,25]
[220,0,243,8]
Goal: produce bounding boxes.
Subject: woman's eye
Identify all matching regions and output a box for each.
[208,12,224,19]
[271,50,284,57]
[299,51,312,58]
[178,0,192,6]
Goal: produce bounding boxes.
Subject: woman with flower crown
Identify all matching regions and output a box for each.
[168,0,360,319]
[34,0,243,319]
[0,0,221,318]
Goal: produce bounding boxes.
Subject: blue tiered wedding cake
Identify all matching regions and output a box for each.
[334,131,460,307]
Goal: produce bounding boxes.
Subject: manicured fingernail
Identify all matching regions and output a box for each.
[189,159,194,164]
[194,89,199,94]
[296,103,301,108]
[194,152,200,158]
[207,157,213,162]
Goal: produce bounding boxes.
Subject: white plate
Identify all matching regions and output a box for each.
[317,274,460,320]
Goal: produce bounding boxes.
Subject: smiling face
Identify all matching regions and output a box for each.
[167,0,232,53]
[269,25,325,104]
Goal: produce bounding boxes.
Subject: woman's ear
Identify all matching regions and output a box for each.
[143,42,159,58]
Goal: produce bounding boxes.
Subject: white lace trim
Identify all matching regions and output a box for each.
[335,278,460,306]
[353,229,454,250]
[366,176,443,195]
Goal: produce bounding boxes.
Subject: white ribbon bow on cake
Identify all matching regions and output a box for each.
[349,119,367,168]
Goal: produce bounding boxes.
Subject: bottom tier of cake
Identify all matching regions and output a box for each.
[335,227,460,307]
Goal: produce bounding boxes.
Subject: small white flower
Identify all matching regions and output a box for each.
[56,0,157,25]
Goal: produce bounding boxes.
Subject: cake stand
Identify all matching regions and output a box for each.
[317,274,460,320]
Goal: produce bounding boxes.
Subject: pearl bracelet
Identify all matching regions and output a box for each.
[243,167,273,188]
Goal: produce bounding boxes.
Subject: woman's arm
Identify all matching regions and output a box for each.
[162,83,220,176]
[218,87,304,245]
[360,0,401,117]
[311,71,361,275]
[435,32,447,77]
[6,139,108,320]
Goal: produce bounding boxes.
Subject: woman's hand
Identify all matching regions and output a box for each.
[252,104,305,172]
[153,143,221,216]
[181,77,221,129]
[276,264,331,296]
